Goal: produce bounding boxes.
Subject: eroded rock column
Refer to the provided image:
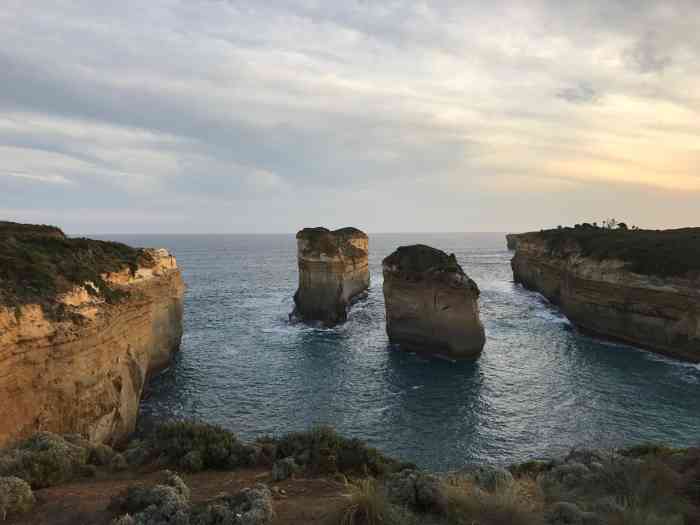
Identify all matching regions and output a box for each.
[382,244,485,358]
[292,227,370,326]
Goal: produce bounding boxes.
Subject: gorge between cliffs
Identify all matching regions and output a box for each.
[2,227,699,474]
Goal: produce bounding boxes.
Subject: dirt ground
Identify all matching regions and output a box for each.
[6,467,352,525]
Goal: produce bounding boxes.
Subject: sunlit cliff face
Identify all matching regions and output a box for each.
[1,1,698,232]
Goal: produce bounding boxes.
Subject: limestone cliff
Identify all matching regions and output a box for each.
[506,233,520,250]
[510,227,700,362]
[292,227,369,326]
[382,245,485,358]
[0,223,184,447]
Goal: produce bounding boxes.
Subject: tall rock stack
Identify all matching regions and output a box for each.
[382,244,485,358]
[292,227,370,326]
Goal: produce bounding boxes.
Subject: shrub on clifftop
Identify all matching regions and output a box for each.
[153,421,259,472]
[265,425,408,477]
[0,432,89,489]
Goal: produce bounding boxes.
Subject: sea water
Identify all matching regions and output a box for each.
[101,233,700,471]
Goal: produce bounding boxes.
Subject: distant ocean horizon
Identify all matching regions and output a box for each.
[98,232,700,472]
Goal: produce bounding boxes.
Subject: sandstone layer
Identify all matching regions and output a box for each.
[292,227,369,326]
[382,245,485,358]
[506,233,520,250]
[0,224,184,447]
[510,228,700,361]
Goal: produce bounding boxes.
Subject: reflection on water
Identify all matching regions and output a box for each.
[102,233,700,471]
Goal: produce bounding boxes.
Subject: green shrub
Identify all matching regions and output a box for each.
[269,426,405,477]
[0,432,89,488]
[0,476,35,520]
[153,421,257,471]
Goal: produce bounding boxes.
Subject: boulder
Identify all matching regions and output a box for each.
[382,245,485,358]
[291,227,369,326]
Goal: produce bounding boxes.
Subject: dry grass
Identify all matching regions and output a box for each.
[444,479,544,525]
[325,479,415,525]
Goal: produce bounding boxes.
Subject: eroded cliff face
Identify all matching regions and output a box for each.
[0,248,184,447]
[383,245,485,358]
[511,234,700,362]
[292,227,369,326]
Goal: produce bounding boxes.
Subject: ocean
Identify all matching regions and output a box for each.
[101,233,700,471]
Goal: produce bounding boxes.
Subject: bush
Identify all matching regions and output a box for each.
[324,479,416,525]
[269,426,405,477]
[0,432,89,488]
[110,470,190,517]
[539,451,692,523]
[0,476,35,520]
[191,483,274,525]
[153,421,258,472]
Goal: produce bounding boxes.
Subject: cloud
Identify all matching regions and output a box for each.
[556,83,601,104]
[0,0,699,232]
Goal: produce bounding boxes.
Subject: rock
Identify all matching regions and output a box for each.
[385,469,447,515]
[460,465,514,492]
[0,223,185,447]
[272,457,298,481]
[382,245,485,358]
[506,233,521,250]
[291,227,369,326]
[546,501,602,525]
[0,476,34,520]
[510,227,700,362]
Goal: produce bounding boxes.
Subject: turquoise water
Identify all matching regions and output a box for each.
[103,233,700,471]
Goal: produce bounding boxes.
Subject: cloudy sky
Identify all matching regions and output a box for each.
[1,1,698,233]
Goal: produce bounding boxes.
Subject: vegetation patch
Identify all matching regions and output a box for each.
[521,224,700,278]
[152,421,259,472]
[324,479,416,525]
[261,425,409,478]
[0,476,35,521]
[0,220,154,311]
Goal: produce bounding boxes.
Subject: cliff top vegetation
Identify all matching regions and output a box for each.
[297,226,368,259]
[518,224,700,279]
[383,244,464,276]
[0,221,154,309]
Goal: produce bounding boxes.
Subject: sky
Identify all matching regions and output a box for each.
[1,1,699,234]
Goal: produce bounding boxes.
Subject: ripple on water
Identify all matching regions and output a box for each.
[99,233,700,472]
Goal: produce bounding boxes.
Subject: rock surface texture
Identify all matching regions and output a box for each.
[292,227,369,326]
[510,227,700,362]
[0,223,184,447]
[382,245,485,358]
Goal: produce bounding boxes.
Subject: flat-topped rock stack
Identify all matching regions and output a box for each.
[382,244,485,358]
[292,227,370,326]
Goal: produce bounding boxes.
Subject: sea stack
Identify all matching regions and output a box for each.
[292,227,370,326]
[382,245,486,358]
[0,222,184,447]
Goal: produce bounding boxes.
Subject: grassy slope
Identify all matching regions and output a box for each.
[521,226,700,279]
[0,221,152,309]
